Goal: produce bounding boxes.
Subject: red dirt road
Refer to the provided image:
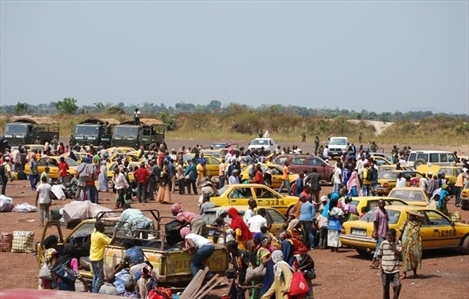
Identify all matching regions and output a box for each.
[1,138,468,298]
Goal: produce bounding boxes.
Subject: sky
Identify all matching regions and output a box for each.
[1,1,468,114]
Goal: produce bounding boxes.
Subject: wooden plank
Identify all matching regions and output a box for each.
[195,277,224,299]
[189,271,216,299]
[192,274,219,298]
[180,268,208,299]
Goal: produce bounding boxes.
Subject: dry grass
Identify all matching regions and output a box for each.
[0,112,467,146]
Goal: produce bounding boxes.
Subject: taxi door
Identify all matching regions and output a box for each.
[206,157,220,177]
[423,210,460,248]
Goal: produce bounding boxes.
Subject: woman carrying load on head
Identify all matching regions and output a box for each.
[171,203,206,235]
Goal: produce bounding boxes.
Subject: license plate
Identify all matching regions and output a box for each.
[351,229,366,236]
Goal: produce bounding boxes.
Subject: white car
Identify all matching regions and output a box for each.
[247,138,277,153]
[328,136,349,157]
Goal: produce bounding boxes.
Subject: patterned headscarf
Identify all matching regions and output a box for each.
[171,203,183,214]
[43,248,58,266]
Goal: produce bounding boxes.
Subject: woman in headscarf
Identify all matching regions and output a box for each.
[53,243,88,291]
[260,250,293,299]
[39,247,59,289]
[346,168,361,197]
[98,158,109,192]
[227,208,252,250]
[437,184,451,216]
[180,227,215,280]
[171,203,206,235]
[397,210,424,279]
[327,193,344,252]
[253,235,274,299]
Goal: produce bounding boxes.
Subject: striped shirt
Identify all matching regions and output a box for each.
[377,240,402,274]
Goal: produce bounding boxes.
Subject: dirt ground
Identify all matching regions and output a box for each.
[1,138,469,298]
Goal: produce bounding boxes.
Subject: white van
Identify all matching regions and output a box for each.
[407,150,457,168]
[328,137,349,157]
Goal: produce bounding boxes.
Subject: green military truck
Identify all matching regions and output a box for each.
[111,118,165,149]
[2,116,59,146]
[70,118,119,148]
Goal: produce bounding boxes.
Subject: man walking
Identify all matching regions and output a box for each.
[278,161,291,195]
[0,157,11,195]
[35,176,51,227]
[134,162,151,203]
[377,229,402,299]
[314,136,320,155]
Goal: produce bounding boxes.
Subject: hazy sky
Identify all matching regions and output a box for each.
[1,1,468,114]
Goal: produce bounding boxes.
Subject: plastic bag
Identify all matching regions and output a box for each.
[12,203,37,213]
[0,195,13,212]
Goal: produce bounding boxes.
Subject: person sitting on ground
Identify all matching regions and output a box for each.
[99,274,118,295]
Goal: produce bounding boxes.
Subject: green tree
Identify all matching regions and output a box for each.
[94,102,111,112]
[56,97,78,114]
[158,112,176,131]
[14,102,29,115]
[107,105,125,115]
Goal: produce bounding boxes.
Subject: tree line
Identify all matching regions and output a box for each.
[2,98,468,122]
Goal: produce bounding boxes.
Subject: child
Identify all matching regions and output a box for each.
[360,206,368,218]
[316,210,328,249]
[377,229,402,299]
[223,269,262,299]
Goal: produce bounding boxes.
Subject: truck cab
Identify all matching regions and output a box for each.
[70,118,119,148]
[37,209,228,285]
[3,116,59,146]
[247,138,277,153]
[328,136,350,158]
[112,118,165,149]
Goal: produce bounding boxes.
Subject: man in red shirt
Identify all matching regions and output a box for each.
[58,156,69,184]
[134,163,151,203]
[249,164,264,196]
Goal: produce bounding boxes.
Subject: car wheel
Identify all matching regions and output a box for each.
[461,235,469,255]
[356,248,369,256]
[286,205,294,217]
[413,158,426,168]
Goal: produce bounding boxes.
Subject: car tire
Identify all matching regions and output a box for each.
[286,205,294,217]
[461,235,469,255]
[356,248,369,256]
[413,158,427,168]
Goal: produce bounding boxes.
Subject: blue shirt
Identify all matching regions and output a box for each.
[299,201,315,221]
[438,190,449,208]
[125,246,144,266]
[294,177,304,196]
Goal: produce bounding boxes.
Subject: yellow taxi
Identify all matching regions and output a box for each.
[203,206,287,239]
[210,184,299,215]
[24,156,78,180]
[24,144,47,153]
[109,153,141,163]
[340,205,469,256]
[183,154,221,177]
[388,187,430,207]
[378,164,409,172]
[239,164,299,189]
[349,196,408,214]
[61,151,87,164]
[376,170,424,195]
[416,165,462,186]
[107,147,136,155]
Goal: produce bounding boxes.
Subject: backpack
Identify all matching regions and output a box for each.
[366,168,373,181]
[0,163,5,176]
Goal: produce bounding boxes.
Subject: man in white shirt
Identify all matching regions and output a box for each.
[323,146,329,159]
[333,164,342,193]
[35,176,52,227]
[419,174,428,190]
[247,208,268,233]
[396,173,407,188]
[112,168,130,209]
[356,155,365,180]
[243,198,257,223]
[134,108,141,125]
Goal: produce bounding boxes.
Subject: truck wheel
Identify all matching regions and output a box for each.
[413,158,426,168]
[461,236,469,255]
